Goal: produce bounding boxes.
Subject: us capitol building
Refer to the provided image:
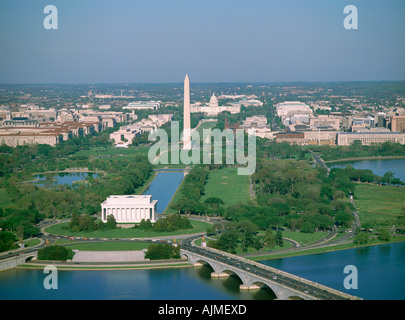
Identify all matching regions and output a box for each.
[190,93,262,116]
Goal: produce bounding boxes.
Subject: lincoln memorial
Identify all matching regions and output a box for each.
[101,195,158,223]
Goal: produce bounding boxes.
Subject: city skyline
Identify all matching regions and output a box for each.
[1,0,404,84]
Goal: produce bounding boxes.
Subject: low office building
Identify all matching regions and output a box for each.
[304,130,337,145]
[0,128,63,147]
[337,132,405,146]
[123,101,161,111]
[101,195,158,223]
[275,132,306,144]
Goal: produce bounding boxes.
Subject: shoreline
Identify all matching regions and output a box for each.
[136,170,158,195]
[247,236,405,261]
[324,155,405,164]
[16,237,405,271]
[163,170,187,214]
[17,259,193,271]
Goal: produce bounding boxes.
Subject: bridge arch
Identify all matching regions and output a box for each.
[181,248,359,300]
[216,268,244,283]
[249,281,278,299]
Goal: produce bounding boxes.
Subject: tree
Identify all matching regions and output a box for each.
[275,230,284,247]
[0,231,18,252]
[38,245,73,261]
[382,171,395,184]
[105,214,117,230]
[78,214,97,231]
[353,231,369,244]
[204,197,225,212]
[68,212,80,230]
[139,219,153,231]
[153,214,192,232]
[301,221,315,233]
[145,243,180,260]
[335,212,354,227]
[217,230,239,253]
[264,229,276,248]
[378,229,391,242]
[236,220,261,252]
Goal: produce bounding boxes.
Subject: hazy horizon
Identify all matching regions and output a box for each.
[1,80,404,86]
[1,0,404,84]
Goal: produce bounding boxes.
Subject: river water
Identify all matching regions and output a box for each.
[328,158,405,182]
[1,241,404,300]
[33,172,99,188]
[142,171,184,214]
[2,168,403,300]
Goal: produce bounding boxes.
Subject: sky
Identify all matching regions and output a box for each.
[0,0,404,84]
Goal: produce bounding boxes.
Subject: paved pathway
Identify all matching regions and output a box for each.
[72,250,145,262]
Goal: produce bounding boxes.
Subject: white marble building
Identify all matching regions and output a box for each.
[101,195,158,223]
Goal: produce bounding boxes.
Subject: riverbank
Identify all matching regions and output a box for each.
[247,236,405,261]
[17,258,193,271]
[32,168,107,176]
[135,170,158,194]
[324,155,405,164]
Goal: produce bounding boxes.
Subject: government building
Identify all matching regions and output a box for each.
[337,132,405,146]
[101,195,158,223]
[190,93,241,116]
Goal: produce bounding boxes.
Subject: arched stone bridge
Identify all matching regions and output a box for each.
[180,240,361,300]
[0,251,38,271]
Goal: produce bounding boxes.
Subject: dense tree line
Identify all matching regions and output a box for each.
[241,159,356,232]
[64,213,117,232]
[0,207,43,238]
[312,141,405,162]
[2,154,152,220]
[0,231,18,252]
[136,214,193,232]
[0,127,118,181]
[0,151,152,250]
[144,243,181,260]
[170,166,209,214]
[152,214,192,232]
[207,220,284,254]
[37,245,74,261]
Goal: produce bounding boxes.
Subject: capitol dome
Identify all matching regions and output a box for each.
[209,93,219,108]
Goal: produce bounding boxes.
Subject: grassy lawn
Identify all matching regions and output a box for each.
[201,167,250,207]
[23,238,41,248]
[164,174,187,214]
[195,121,218,140]
[276,230,328,245]
[354,184,405,226]
[45,219,211,239]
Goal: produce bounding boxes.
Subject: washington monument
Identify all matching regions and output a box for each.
[183,74,191,149]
